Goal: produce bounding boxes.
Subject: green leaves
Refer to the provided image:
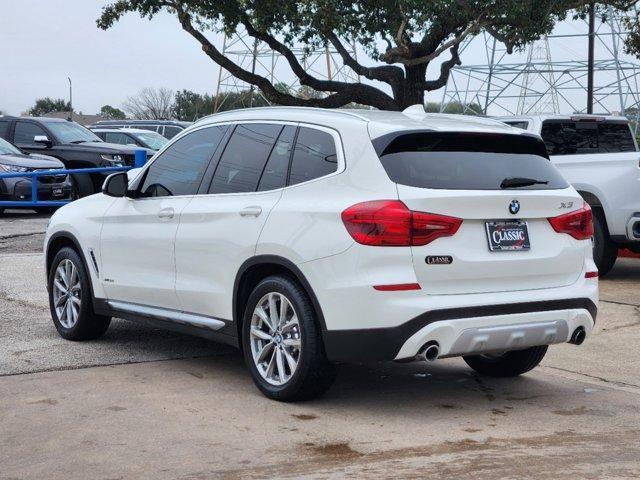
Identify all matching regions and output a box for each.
[97,1,640,110]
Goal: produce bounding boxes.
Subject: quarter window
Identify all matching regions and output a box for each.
[139,125,227,197]
[14,122,48,146]
[209,123,282,194]
[289,127,337,186]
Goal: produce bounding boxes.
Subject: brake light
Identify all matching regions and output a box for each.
[548,203,593,240]
[341,200,462,246]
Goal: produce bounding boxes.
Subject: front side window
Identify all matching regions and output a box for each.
[139,125,227,197]
[163,126,182,139]
[377,132,569,190]
[14,122,48,146]
[105,132,135,145]
[541,120,636,155]
[289,127,338,186]
[209,123,282,194]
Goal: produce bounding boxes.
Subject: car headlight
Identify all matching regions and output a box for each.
[0,163,29,173]
[100,154,124,166]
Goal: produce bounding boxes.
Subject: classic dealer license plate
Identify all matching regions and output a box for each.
[485,220,530,252]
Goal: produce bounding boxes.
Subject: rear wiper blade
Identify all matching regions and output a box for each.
[500,177,549,189]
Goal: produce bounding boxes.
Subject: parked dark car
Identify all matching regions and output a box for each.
[0,116,154,197]
[90,128,168,152]
[88,120,192,139]
[0,136,73,214]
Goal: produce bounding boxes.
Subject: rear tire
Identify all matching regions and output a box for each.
[242,275,338,401]
[463,346,548,377]
[592,208,617,276]
[48,247,111,340]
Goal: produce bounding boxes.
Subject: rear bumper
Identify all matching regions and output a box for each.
[323,298,597,362]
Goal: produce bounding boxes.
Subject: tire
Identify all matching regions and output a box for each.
[242,275,338,401]
[463,346,548,377]
[0,208,4,216]
[70,173,95,198]
[592,208,617,276]
[48,247,111,340]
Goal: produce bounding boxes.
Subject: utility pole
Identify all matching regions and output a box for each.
[67,77,73,121]
[587,2,595,114]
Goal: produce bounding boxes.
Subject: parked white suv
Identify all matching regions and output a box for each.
[45,107,598,401]
[498,115,640,275]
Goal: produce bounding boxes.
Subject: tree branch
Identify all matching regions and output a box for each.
[173,5,398,110]
[324,31,404,86]
[419,44,462,91]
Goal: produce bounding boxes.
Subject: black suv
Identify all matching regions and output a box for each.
[0,117,153,196]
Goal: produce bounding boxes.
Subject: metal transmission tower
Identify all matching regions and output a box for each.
[439,9,640,126]
[213,29,360,112]
[516,36,560,114]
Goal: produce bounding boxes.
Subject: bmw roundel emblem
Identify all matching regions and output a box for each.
[509,200,520,215]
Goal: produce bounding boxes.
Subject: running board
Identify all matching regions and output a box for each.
[107,300,226,331]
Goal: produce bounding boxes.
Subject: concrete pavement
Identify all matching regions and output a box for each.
[1,211,639,479]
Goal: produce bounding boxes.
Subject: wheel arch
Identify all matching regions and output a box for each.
[233,255,327,344]
[46,231,95,297]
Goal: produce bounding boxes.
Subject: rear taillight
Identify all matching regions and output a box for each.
[548,203,593,240]
[341,200,462,246]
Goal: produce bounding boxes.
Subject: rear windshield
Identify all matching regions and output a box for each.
[377,132,569,190]
[541,120,636,155]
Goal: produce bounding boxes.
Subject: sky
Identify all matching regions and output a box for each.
[1,0,638,117]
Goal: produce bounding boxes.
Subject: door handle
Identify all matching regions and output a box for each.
[158,207,175,219]
[239,206,262,218]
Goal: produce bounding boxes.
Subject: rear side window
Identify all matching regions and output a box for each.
[289,128,337,186]
[541,120,636,155]
[139,125,227,197]
[209,123,282,194]
[257,126,296,191]
[377,132,569,190]
[163,126,182,139]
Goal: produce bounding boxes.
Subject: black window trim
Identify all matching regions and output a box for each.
[193,120,345,197]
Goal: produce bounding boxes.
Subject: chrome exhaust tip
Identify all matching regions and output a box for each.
[419,342,440,362]
[569,327,586,345]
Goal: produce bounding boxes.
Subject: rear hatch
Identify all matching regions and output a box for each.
[377,131,585,295]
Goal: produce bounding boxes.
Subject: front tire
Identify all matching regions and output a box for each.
[463,346,548,377]
[48,247,111,340]
[592,208,618,276]
[242,275,338,401]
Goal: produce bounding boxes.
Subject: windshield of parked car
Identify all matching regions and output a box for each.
[44,121,103,144]
[0,137,23,155]
[130,131,169,150]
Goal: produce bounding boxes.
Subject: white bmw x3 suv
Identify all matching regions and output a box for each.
[45,106,598,401]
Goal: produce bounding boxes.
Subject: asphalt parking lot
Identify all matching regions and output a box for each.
[1,209,639,479]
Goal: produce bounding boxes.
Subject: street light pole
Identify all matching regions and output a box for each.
[587,3,595,114]
[67,77,73,121]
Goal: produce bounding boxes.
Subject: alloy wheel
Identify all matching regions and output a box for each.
[52,259,82,328]
[250,292,301,386]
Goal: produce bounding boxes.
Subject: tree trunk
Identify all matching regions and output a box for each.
[396,65,427,110]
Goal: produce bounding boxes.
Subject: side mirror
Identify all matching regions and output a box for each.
[102,172,128,197]
[34,135,52,148]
